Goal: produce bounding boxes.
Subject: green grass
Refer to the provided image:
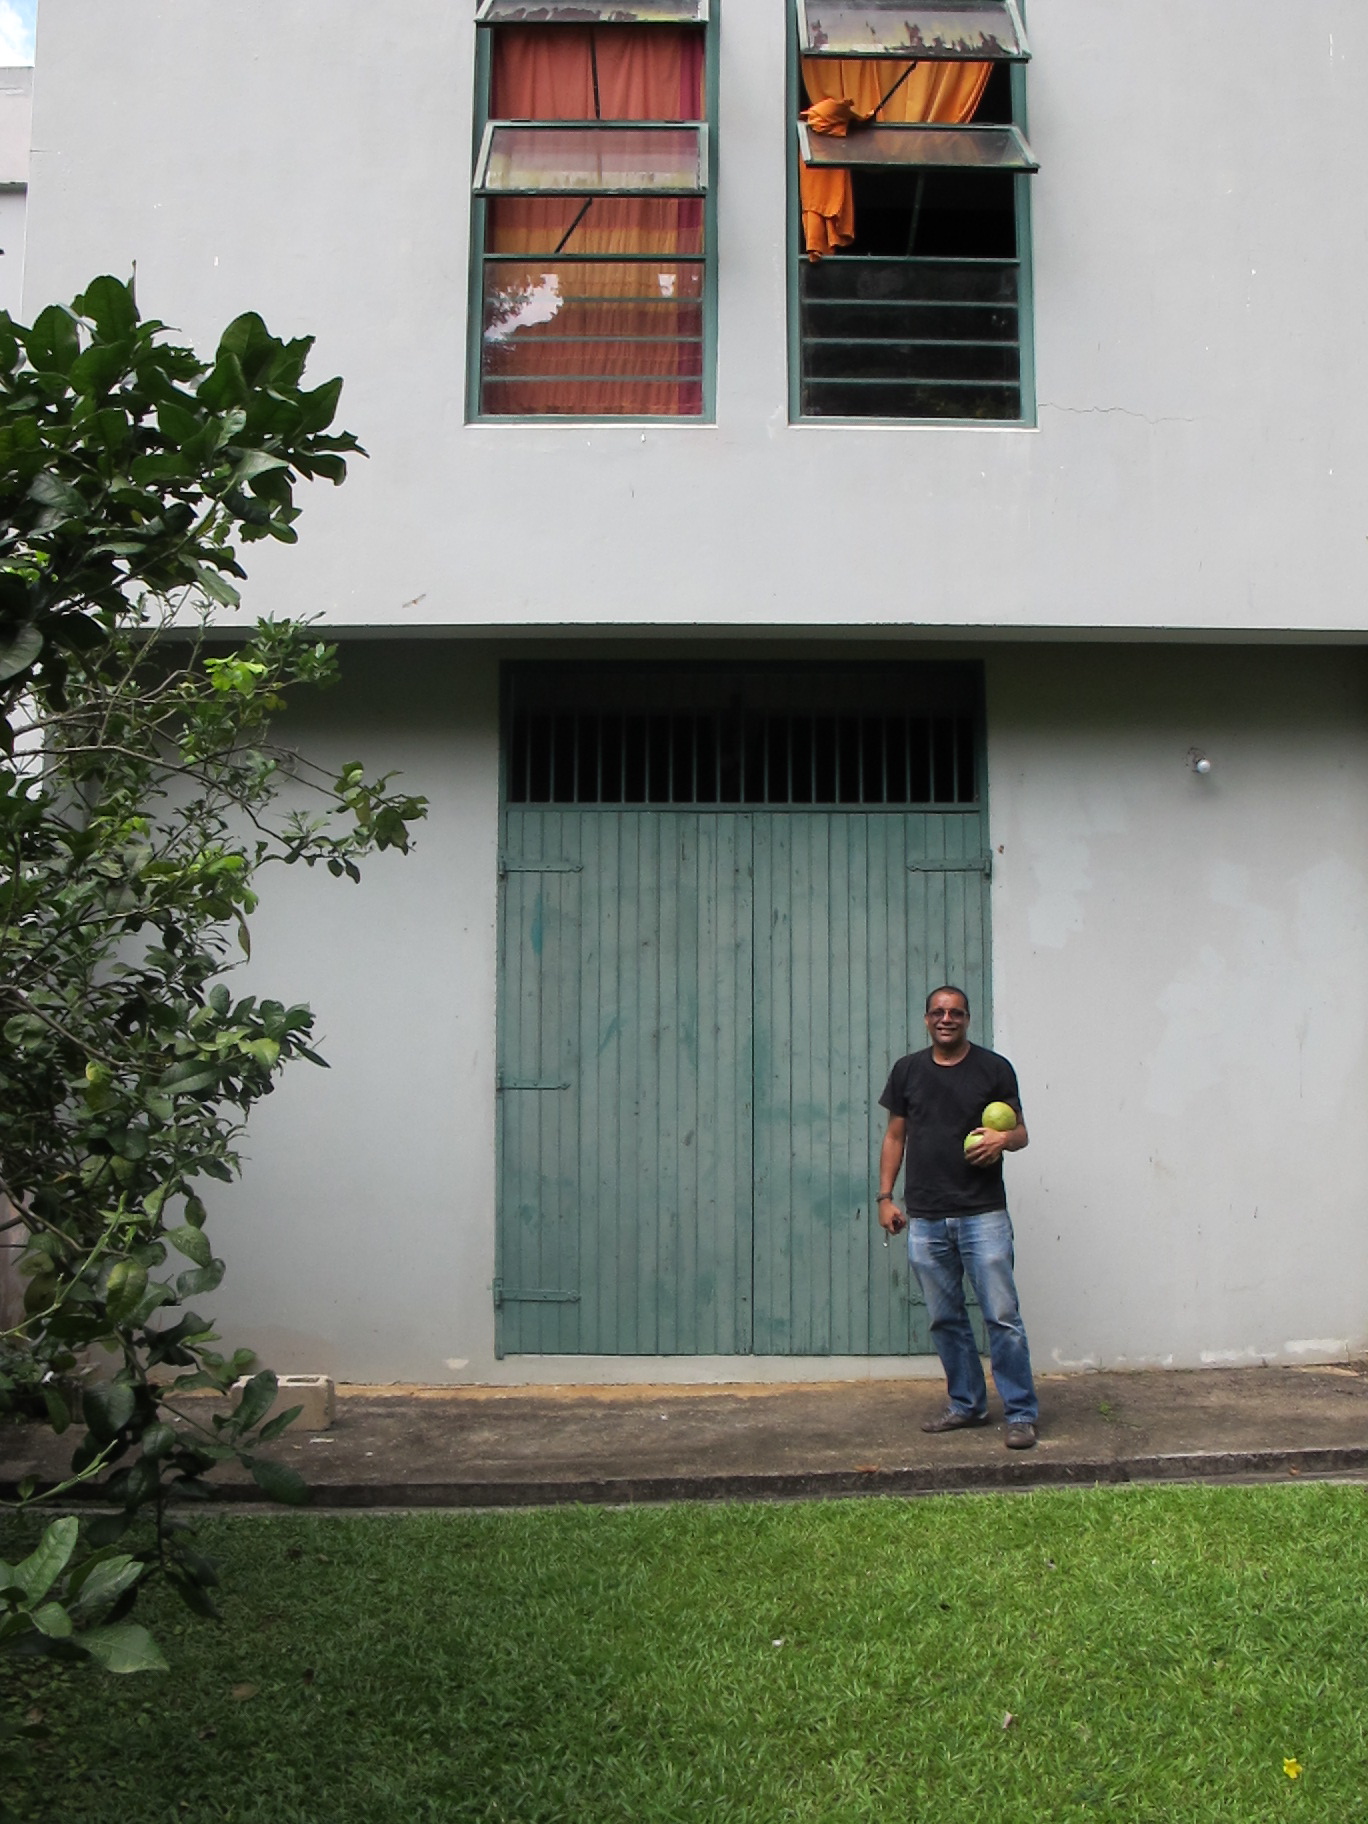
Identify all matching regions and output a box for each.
[5,1484,1368,1822]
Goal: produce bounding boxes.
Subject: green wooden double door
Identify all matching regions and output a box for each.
[496,806,991,1356]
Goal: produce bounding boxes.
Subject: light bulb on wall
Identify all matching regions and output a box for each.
[1188,747,1213,775]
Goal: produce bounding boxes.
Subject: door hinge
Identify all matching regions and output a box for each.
[908,853,993,879]
[499,856,583,876]
[493,1278,581,1309]
[496,1074,571,1092]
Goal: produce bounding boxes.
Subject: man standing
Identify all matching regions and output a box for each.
[877,986,1039,1450]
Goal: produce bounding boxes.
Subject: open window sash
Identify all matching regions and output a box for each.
[476,1,708,23]
[475,122,708,194]
[797,0,1029,60]
[798,119,1036,172]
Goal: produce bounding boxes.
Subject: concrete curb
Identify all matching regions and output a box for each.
[7,1443,1367,1510]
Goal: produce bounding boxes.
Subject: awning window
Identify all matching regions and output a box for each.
[798,0,1029,61]
[475,122,708,193]
[477,1,708,23]
[798,120,1037,172]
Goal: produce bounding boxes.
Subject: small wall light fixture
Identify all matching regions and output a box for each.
[1187,748,1213,775]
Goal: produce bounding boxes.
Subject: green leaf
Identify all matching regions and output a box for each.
[160,1061,221,1096]
[30,1600,74,1639]
[82,1382,136,1445]
[73,274,139,340]
[230,450,290,485]
[42,1386,71,1434]
[297,375,343,434]
[69,341,130,397]
[175,1258,225,1298]
[83,1514,131,1550]
[70,1555,142,1615]
[232,1371,278,1435]
[0,623,42,683]
[256,1403,302,1446]
[166,1224,212,1269]
[140,1422,177,1459]
[80,1622,168,1674]
[13,1518,78,1603]
[26,303,80,374]
[246,1456,310,1506]
[105,1259,149,1314]
[27,471,86,529]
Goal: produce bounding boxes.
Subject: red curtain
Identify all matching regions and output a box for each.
[483,28,705,416]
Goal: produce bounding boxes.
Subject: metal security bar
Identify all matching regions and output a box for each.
[507,708,977,806]
[800,253,1021,420]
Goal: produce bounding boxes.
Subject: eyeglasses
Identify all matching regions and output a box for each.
[925,1008,967,1021]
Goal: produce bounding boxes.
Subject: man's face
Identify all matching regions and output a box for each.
[925,994,970,1046]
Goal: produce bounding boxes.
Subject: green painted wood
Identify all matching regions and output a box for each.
[751,812,991,1356]
[497,807,989,1356]
[499,810,753,1354]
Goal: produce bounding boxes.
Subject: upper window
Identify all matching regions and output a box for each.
[470,0,714,420]
[791,0,1038,424]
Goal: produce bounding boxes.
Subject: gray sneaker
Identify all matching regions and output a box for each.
[921,1406,990,1434]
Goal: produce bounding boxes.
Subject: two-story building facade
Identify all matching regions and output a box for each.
[21,0,1368,1383]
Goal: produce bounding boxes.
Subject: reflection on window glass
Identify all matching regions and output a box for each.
[479,1,707,24]
[480,125,705,193]
[482,259,705,417]
[799,1,1028,61]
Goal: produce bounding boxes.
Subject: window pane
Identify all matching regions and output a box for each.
[486,195,704,257]
[482,258,704,416]
[491,24,705,121]
[800,122,1036,172]
[479,0,708,22]
[800,255,1021,421]
[799,0,1028,60]
[477,123,706,193]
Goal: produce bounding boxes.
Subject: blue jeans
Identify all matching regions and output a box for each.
[908,1209,1038,1423]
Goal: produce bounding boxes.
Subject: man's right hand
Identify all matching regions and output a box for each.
[878,1199,907,1235]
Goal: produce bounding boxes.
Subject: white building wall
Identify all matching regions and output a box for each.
[208,642,1368,1384]
[0,65,30,317]
[19,3,1368,1379]
[22,0,1368,640]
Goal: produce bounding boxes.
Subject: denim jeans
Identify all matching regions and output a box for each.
[908,1209,1038,1423]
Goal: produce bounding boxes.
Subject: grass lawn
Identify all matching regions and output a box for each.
[4,1483,1367,1822]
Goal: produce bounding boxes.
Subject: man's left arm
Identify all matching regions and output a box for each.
[963,1061,1029,1167]
[963,1117,1027,1166]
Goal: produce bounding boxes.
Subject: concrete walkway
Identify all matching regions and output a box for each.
[4,1362,1367,1507]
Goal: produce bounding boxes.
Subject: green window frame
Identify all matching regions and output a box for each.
[788,0,1038,426]
[468,1,719,423]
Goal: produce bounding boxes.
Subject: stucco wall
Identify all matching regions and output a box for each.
[205,641,1368,1383]
[989,647,1368,1372]
[23,0,1368,638]
[0,63,29,318]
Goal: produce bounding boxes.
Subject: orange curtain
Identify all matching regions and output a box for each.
[798,58,991,260]
[485,28,705,415]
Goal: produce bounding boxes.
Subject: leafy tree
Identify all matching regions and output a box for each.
[0,278,425,1654]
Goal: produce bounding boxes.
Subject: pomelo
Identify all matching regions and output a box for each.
[981,1101,1017,1132]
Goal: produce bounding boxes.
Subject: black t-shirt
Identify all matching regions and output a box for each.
[879,1043,1022,1217]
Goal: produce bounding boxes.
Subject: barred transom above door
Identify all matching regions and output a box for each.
[505,663,980,807]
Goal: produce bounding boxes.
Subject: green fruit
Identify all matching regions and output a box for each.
[981,1101,1017,1132]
